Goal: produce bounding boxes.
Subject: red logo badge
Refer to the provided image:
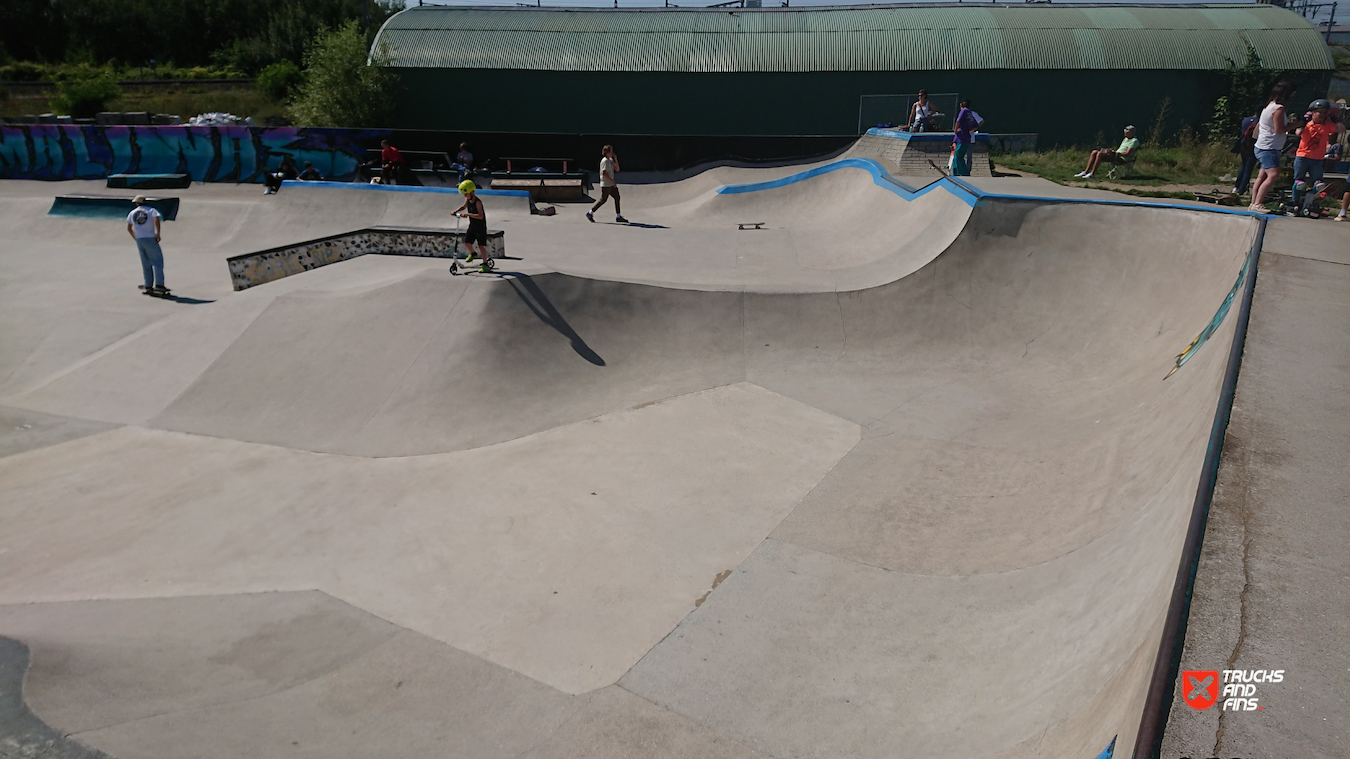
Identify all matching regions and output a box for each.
[1182,670,1220,710]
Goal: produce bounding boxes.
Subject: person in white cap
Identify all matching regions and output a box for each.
[125,196,169,297]
[1074,125,1138,179]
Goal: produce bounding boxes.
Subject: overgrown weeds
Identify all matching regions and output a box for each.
[997,142,1244,186]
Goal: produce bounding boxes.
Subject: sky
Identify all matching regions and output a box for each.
[403,0,1342,26]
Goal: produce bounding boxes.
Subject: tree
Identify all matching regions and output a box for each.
[288,20,399,128]
[1206,44,1284,142]
[257,60,303,101]
[0,0,400,73]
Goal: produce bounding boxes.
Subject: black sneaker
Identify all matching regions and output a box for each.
[615,215,629,223]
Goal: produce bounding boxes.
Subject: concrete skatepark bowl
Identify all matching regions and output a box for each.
[0,153,1258,757]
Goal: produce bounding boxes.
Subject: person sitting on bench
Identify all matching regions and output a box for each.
[379,140,405,184]
[1075,126,1139,179]
[297,161,324,181]
[263,155,298,195]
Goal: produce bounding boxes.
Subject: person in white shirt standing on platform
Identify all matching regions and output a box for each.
[126,195,169,297]
[587,145,627,224]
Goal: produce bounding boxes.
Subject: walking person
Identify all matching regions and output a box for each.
[452,180,492,272]
[126,196,169,297]
[908,89,934,132]
[587,145,627,223]
[951,100,983,177]
[1249,80,1296,213]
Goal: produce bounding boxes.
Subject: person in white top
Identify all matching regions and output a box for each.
[908,89,934,132]
[125,196,169,296]
[1249,79,1297,213]
[587,145,627,223]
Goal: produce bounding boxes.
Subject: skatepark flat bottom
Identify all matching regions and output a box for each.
[0,164,1264,757]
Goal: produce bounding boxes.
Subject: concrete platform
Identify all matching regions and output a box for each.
[0,147,1344,758]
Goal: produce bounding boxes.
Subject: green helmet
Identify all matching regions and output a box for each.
[458,179,476,194]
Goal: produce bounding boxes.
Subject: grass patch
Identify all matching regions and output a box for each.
[998,142,1245,186]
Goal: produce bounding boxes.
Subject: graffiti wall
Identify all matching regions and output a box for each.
[227,227,506,291]
[0,124,392,183]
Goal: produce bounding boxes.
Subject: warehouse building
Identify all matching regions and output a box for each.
[375,3,1333,153]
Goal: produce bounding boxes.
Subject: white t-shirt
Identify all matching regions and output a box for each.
[1255,101,1286,151]
[599,156,617,187]
[126,206,160,239]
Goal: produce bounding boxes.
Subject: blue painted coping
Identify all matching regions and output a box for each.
[867,127,992,143]
[715,158,972,207]
[717,157,1270,219]
[279,179,531,198]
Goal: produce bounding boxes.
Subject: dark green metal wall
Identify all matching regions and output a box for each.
[392,67,1330,148]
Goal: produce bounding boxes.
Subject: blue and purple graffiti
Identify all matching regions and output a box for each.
[0,125,391,183]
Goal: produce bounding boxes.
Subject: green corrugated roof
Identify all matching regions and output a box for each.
[372,3,1333,72]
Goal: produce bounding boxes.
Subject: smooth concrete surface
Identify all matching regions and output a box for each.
[1161,249,1349,759]
[0,159,1304,757]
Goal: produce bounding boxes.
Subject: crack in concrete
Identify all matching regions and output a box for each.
[1213,443,1255,757]
[833,292,848,356]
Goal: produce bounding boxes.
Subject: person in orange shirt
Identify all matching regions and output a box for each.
[1290,99,1336,216]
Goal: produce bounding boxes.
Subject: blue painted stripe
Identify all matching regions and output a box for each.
[716,158,1270,219]
[279,179,531,198]
[715,158,977,208]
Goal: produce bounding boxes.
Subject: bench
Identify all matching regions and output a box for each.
[489,176,586,202]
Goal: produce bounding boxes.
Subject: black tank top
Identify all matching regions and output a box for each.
[465,197,486,229]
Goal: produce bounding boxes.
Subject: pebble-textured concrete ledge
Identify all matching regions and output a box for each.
[226,225,506,291]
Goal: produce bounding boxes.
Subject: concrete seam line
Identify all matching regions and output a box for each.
[65,627,408,737]
[1132,216,1266,759]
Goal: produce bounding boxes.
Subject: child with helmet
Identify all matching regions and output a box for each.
[453,179,491,272]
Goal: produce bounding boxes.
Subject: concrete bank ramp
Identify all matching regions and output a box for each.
[0,164,1258,758]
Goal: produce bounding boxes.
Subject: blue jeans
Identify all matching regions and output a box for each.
[952,141,973,176]
[1291,156,1324,209]
[1234,153,1257,194]
[135,237,165,288]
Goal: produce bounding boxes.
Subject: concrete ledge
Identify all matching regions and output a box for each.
[226,226,506,291]
[858,129,993,177]
[106,173,191,189]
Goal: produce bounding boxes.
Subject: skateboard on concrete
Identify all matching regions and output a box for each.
[737,222,766,230]
[1192,191,1240,206]
[139,285,173,298]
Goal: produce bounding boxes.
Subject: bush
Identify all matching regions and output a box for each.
[0,61,46,82]
[288,20,399,128]
[257,60,303,100]
[53,75,121,118]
